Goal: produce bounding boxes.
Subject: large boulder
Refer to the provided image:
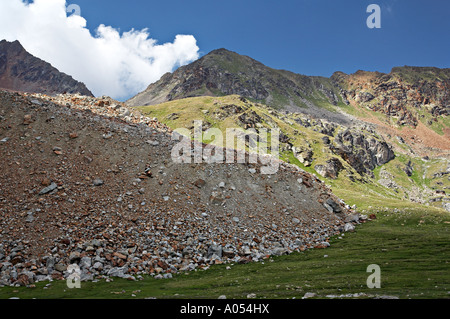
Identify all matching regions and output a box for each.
[315,158,344,179]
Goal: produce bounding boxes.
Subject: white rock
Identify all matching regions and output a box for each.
[344,223,355,232]
[302,292,317,299]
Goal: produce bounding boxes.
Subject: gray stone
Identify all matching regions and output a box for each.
[46,257,56,269]
[207,245,223,259]
[182,247,193,256]
[210,191,224,205]
[39,183,58,195]
[93,179,104,186]
[30,99,43,106]
[325,198,342,213]
[272,247,287,256]
[37,267,48,276]
[303,292,317,299]
[242,246,252,255]
[119,107,131,117]
[344,223,355,232]
[81,272,94,282]
[91,239,102,247]
[93,262,103,270]
[294,239,304,246]
[146,140,159,146]
[375,295,399,299]
[35,275,50,282]
[107,266,128,278]
[11,245,24,253]
[79,257,92,269]
[345,214,360,223]
[69,251,81,264]
[323,203,334,213]
[25,213,34,223]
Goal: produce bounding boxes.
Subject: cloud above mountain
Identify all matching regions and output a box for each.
[0,0,199,100]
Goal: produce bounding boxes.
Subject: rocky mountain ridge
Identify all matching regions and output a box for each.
[0,40,93,97]
[127,49,449,138]
[127,48,351,124]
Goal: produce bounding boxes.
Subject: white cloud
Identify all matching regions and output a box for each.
[0,0,199,100]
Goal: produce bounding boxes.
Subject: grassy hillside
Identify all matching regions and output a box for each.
[136,95,449,211]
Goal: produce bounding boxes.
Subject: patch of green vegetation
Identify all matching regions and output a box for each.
[307,96,337,113]
[416,108,449,136]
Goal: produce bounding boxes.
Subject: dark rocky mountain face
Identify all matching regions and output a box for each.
[0,40,93,97]
[126,49,341,111]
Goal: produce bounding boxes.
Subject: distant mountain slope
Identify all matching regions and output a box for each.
[127,48,449,136]
[0,40,93,96]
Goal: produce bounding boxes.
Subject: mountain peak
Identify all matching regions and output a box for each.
[0,39,25,54]
[208,48,234,54]
[126,47,327,110]
[0,39,93,96]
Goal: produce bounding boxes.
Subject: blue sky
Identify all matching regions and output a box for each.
[74,0,450,77]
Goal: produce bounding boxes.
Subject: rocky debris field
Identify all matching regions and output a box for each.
[0,91,362,287]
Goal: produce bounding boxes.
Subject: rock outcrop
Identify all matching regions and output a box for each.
[331,67,450,128]
[329,129,395,177]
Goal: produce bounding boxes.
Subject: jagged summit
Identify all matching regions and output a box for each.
[0,39,93,97]
[127,48,337,109]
